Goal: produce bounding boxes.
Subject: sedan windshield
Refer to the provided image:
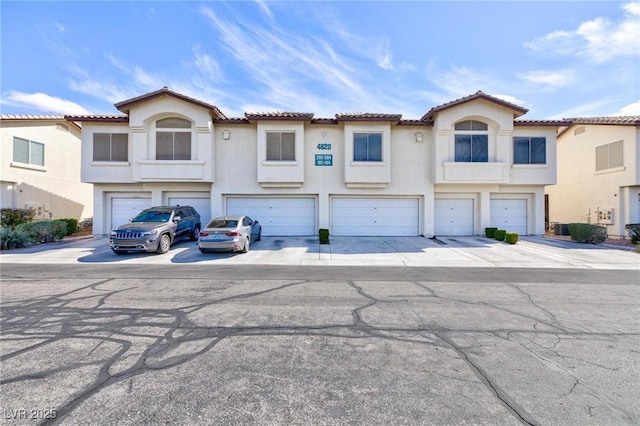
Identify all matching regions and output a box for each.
[207,220,238,228]
[132,211,171,223]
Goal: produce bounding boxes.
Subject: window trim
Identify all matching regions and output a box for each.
[265,131,296,162]
[454,120,488,163]
[13,137,45,167]
[93,132,129,162]
[353,132,383,162]
[155,117,193,161]
[513,136,546,165]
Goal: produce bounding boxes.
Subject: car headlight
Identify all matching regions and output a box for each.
[110,230,117,237]
[142,229,158,236]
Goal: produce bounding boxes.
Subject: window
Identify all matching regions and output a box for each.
[266,132,295,161]
[514,137,546,164]
[156,117,191,160]
[596,140,623,171]
[454,121,488,162]
[93,133,128,161]
[13,137,44,166]
[354,133,382,162]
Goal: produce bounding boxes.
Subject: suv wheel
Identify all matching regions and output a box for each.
[190,225,200,241]
[156,234,171,254]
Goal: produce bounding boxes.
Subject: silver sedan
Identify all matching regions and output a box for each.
[198,215,261,253]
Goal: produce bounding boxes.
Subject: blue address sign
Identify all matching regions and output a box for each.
[315,154,333,166]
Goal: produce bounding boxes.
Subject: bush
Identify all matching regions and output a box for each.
[0,226,33,250]
[567,223,607,244]
[319,228,330,244]
[17,220,67,243]
[485,227,498,238]
[58,218,79,236]
[625,224,640,244]
[505,232,519,244]
[494,229,506,241]
[1,208,35,228]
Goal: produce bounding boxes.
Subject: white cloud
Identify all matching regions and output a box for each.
[255,0,274,21]
[191,45,224,81]
[524,2,640,63]
[518,69,576,88]
[2,91,90,115]
[613,100,640,116]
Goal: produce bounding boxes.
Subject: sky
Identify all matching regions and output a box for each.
[1,1,639,120]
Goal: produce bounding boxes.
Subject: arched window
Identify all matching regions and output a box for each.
[156,117,191,160]
[454,120,488,162]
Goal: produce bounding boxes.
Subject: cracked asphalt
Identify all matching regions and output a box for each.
[1,262,638,425]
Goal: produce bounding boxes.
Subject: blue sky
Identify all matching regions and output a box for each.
[1,1,639,119]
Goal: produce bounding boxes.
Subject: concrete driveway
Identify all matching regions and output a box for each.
[0,235,638,270]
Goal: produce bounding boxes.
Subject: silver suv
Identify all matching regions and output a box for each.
[110,206,201,254]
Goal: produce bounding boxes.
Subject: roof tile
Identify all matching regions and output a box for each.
[421,91,528,121]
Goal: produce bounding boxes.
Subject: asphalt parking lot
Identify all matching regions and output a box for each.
[0,235,638,269]
[1,237,638,425]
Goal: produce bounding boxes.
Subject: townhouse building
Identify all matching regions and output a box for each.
[546,117,640,238]
[67,87,565,237]
[1,115,93,221]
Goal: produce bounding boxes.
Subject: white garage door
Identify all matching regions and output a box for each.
[332,198,419,236]
[434,198,474,236]
[491,199,527,235]
[226,197,315,236]
[111,197,152,229]
[169,197,211,225]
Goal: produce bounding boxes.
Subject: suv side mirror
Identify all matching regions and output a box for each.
[173,216,182,223]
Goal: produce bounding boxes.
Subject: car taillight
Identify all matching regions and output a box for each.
[199,232,209,237]
[226,231,242,236]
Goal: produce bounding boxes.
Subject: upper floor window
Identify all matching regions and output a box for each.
[156,117,191,160]
[13,137,44,166]
[514,137,546,164]
[354,132,382,162]
[93,133,128,161]
[454,120,488,162]
[596,140,623,171]
[266,131,295,161]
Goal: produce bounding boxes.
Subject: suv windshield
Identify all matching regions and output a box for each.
[132,210,172,223]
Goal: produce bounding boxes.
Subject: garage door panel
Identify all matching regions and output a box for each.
[111,198,152,229]
[169,197,211,225]
[227,197,315,236]
[332,198,419,236]
[434,198,474,236]
[491,199,527,235]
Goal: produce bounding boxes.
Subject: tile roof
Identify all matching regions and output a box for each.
[114,86,227,119]
[421,91,529,121]
[64,115,129,122]
[1,114,67,120]
[563,116,640,125]
[335,113,403,122]
[515,119,572,126]
[244,112,314,121]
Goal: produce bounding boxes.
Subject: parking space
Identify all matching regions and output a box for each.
[1,235,637,270]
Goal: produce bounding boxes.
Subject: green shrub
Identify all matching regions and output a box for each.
[505,232,519,244]
[1,208,35,228]
[0,226,33,250]
[485,227,498,238]
[58,218,79,236]
[319,228,330,244]
[625,224,640,244]
[567,223,607,244]
[494,229,506,241]
[17,220,67,243]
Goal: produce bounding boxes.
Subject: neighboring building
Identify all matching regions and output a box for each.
[0,115,93,222]
[546,117,640,239]
[68,87,565,237]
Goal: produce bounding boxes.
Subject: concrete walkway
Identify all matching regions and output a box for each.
[1,235,638,270]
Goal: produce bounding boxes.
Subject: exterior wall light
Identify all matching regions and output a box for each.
[222,130,231,140]
[415,132,423,142]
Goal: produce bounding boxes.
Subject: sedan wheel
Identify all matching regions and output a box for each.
[156,234,171,254]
